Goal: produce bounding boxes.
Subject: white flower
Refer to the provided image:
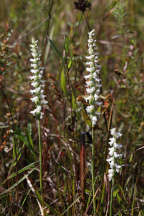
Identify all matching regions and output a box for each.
[30,105,41,115]
[107,128,123,181]
[86,87,95,94]
[30,57,40,62]
[94,78,101,83]
[31,63,37,68]
[31,81,38,88]
[96,89,100,94]
[84,74,92,80]
[109,147,115,156]
[115,164,122,173]
[96,84,102,88]
[109,137,115,145]
[31,96,39,103]
[86,67,95,73]
[31,69,39,74]
[94,94,99,100]
[111,128,122,138]
[109,160,115,168]
[41,98,48,105]
[30,86,41,94]
[91,116,97,125]
[108,169,114,181]
[85,95,93,102]
[114,143,122,148]
[86,105,94,113]
[85,80,93,86]
[86,54,95,60]
[29,75,37,80]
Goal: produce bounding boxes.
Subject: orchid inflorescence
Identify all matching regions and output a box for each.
[84,29,102,127]
[29,38,48,119]
[107,128,123,182]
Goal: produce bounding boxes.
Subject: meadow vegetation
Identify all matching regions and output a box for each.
[0,0,144,215]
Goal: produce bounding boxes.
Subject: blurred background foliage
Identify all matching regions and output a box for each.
[0,0,144,215]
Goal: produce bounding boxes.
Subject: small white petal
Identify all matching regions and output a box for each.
[94,78,101,83]
[86,55,95,60]
[31,63,37,68]
[107,157,114,163]
[109,147,115,156]
[85,95,93,102]
[91,116,97,126]
[86,67,95,73]
[114,152,123,158]
[88,47,94,55]
[84,74,92,80]
[109,137,115,146]
[111,128,116,136]
[115,164,122,173]
[93,72,99,79]
[97,84,102,88]
[86,87,95,94]
[41,99,48,105]
[108,169,114,181]
[30,86,41,94]
[88,29,95,35]
[86,80,93,86]
[96,89,100,94]
[30,105,41,115]
[40,94,48,104]
[31,81,39,88]
[29,75,37,80]
[31,96,39,103]
[114,143,122,149]
[40,112,44,119]
[88,39,94,43]
[86,105,94,113]
[30,57,40,62]
[31,69,39,74]
[94,94,99,100]
[109,160,115,168]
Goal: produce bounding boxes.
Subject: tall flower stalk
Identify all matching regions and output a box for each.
[107,128,123,216]
[29,38,48,193]
[84,29,102,214]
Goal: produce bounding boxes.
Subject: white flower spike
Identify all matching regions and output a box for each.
[29,38,48,119]
[107,128,123,181]
[84,29,102,127]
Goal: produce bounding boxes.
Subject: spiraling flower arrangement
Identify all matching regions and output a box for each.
[107,128,123,182]
[84,29,102,127]
[30,38,47,119]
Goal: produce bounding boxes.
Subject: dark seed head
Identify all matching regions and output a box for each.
[74,0,91,13]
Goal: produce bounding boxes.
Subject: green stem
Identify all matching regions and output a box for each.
[37,119,43,193]
[91,126,96,214]
[110,178,114,216]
